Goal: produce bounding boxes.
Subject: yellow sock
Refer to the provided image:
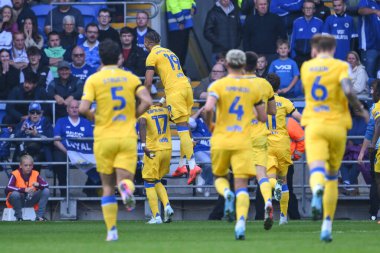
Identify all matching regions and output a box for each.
[177,129,194,162]
[309,167,325,192]
[120,179,135,193]
[101,196,118,231]
[236,188,249,221]
[155,182,169,207]
[215,177,230,196]
[145,182,159,217]
[269,178,277,189]
[280,185,289,217]
[259,178,272,202]
[323,178,338,220]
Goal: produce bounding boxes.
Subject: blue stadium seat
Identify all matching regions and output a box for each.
[31,4,53,32]
[75,5,98,26]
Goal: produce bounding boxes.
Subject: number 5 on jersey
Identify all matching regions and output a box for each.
[111,86,127,110]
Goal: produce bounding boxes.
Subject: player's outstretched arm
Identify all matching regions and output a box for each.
[79,100,95,122]
[136,87,153,118]
[267,98,277,115]
[144,69,155,91]
[255,102,267,123]
[341,78,370,122]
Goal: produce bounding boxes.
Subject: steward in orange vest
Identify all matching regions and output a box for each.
[5,155,49,221]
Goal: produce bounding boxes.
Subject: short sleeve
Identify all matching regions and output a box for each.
[292,60,300,76]
[53,119,62,137]
[339,62,350,82]
[252,87,263,105]
[146,52,156,70]
[207,81,219,100]
[265,81,275,100]
[81,76,95,102]
[285,99,296,115]
[358,0,368,9]
[373,104,380,120]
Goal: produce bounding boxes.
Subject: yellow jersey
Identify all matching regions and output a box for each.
[301,56,352,129]
[82,65,144,140]
[267,95,295,144]
[139,105,172,151]
[146,45,191,92]
[372,101,380,121]
[244,74,274,139]
[208,75,263,150]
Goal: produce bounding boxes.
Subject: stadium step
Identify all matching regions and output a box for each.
[2,208,36,221]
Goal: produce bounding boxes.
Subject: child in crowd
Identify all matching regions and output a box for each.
[256,54,268,78]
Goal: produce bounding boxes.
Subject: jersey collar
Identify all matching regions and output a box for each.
[101,65,118,70]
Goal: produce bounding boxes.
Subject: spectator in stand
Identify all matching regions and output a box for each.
[358,0,380,78]
[312,0,331,21]
[21,46,53,90]
[243,0,286,64]
[5,73,47,125]
[270,0,304,35]
[42,31,70,78]
[5,154,49,221]
[1,5,18,33]
[79,23,100,69]
[322,0,357,61]
[204,0,241,64]
[44,0,84,35]
[97,8,120,46]
[166,0,196,67]
[347,51,369,96]
[59,15,79,58]
[0,0,12,8]
[268,39,301,98]
[12,102,53,173]
[70,46,96,82]
[291,0,323,67]
[119,27,146,77]
[190,106,213,197]
[0,48,20,99]
[47,60,83,119]
[132,10,154,52]
[21,17,43,49]
[12,0,36,29]
[0,23,12,50]
[194,63,226,100]
[54,99,100,197]
[10,32,28,70]
[256,54,269,78]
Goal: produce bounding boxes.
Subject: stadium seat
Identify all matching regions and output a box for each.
[75,5,97,27]
[2,208,36,221]
[31,4,53,35]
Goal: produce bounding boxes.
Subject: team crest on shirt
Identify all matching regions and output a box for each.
[345,23,349,28]
[311,27,317,33]
[333,23,337,27]
[80,127,85,131]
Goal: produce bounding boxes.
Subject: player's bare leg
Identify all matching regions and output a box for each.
[256,166,273,230]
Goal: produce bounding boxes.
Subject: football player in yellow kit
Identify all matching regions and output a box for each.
[144,30,201,185]
[139,98,174,224]
[244,51,277,230]
[79,39,152,241]
[204,49,267,240]
[265,73,302,226]
[301,34,368,242]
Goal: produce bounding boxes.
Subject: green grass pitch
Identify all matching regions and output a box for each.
[1,220,379,253]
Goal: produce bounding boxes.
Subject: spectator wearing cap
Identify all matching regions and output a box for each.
[47,60,83,120]
[12,102,54,172]
[5,73,48,125]
[70,46,96,82]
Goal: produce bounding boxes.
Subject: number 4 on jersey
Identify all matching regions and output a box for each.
[229,96,244,121]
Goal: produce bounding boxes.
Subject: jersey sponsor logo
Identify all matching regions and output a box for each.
[65,140,92,151]
[298,28,304,32]
[333,23,337,27]
[226,125,242,132]
[112,115,127,121]
[159,137,169,143]
[274,65,292,70]
[313,105,330,112]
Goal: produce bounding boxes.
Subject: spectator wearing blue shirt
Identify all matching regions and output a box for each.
[70,46,96,82]
[132,11,154,53]
[322,0,358,60]
[290,0,323,67]
[268,39,301,98]
[54,99,100,197]
[79,23,100,69]
[358,0,380,78]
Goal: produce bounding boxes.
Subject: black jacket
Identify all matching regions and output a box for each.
[22,64,51,90]
[243,12,286,54]
[204,4,241,53]
[122,45,147,77]
[0,66,20,100]
[99,26,121,47]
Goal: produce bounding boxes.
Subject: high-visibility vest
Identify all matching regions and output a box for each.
[6,169,39,210]
[166,0,195,31]
[286,117,305,161]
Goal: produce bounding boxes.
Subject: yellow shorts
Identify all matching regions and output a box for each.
[374,150,380,173]
[166,86,193,123]
[305,124,347,171]
[267,144,292,177]
[142,149,172,181]
[94,137,137,175]
[251,135,268,168]
[211,149,255,178]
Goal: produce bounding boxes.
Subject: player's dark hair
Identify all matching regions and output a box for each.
[119,26,134,36]
[266,73,281,92]
[99,39,121,65]
[145,30,161,44]
[311,34,336,52]
[27,46,41,56]
[245,51,258,72]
